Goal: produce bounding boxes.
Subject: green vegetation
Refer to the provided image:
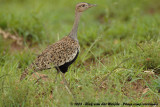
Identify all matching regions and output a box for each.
[0,0,160,106]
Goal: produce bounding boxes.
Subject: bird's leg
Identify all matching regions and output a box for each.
[54,69,60,83]
[61,72,76,100]
[56,67,76,100]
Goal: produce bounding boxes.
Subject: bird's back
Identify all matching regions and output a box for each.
[20,36,80,80]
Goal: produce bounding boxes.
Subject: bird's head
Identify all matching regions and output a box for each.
[76,2,96,12]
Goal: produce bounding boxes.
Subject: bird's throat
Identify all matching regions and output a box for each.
[69,12,81,40]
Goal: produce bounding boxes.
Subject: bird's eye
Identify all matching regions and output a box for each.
[82,5,85,7]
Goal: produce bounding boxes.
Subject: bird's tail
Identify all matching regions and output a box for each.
[20,68,29,81]
[20,63,35,81]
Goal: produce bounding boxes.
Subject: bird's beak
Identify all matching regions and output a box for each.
[88,4,97,8]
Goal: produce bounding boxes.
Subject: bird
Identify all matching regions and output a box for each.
[20,2,96,98]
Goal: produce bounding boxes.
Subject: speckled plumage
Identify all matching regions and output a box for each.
[20,36,80,80]
[20,2,96,83]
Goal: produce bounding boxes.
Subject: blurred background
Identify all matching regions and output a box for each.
[0,0,160,44]
[0,0,160,106]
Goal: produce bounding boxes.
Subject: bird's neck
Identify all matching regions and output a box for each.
[69,11,81,41]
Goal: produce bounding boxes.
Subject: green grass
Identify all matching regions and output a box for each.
[0,0,160,106]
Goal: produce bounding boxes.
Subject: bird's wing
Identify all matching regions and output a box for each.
[20,36,79,80]
[33,36,80,70]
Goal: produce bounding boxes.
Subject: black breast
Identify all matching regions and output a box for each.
[57,50,79,73]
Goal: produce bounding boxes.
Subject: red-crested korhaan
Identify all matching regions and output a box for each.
[20,2,96,98]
